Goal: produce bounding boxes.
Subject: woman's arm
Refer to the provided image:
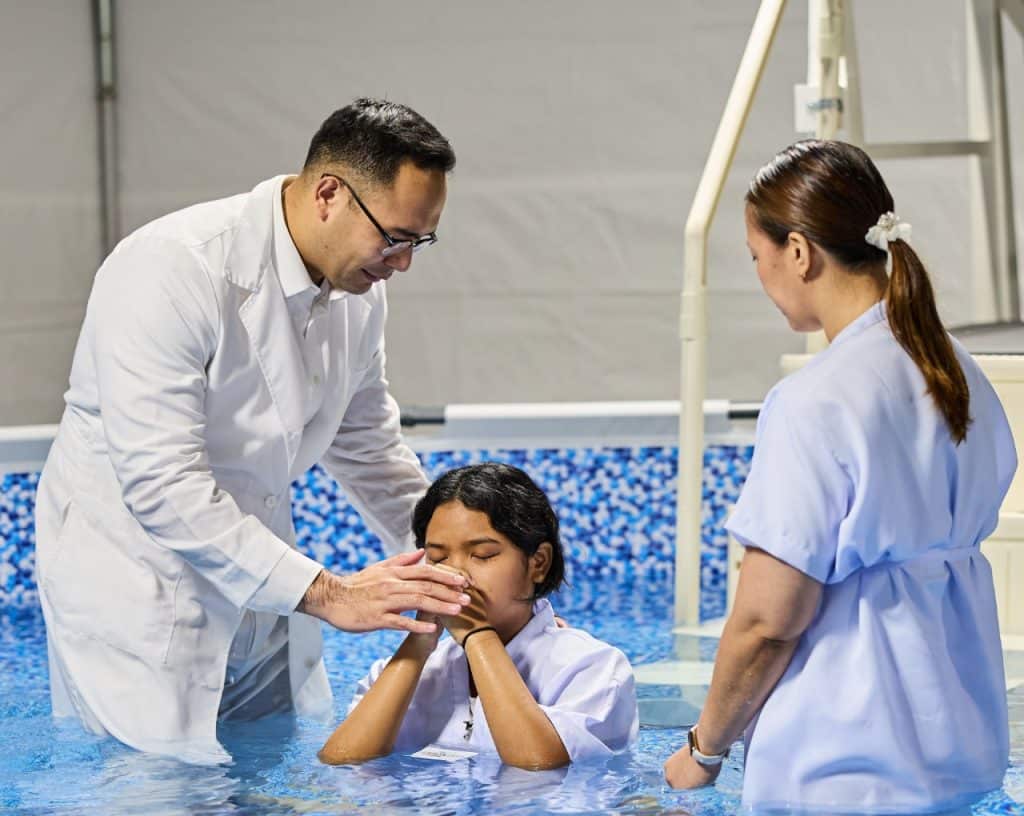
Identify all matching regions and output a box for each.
[319,623,439,765]
[664,547,823,789]
[464,629,570,771]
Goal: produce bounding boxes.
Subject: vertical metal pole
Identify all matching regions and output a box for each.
[991,3,1020,318]
[806,0,822,83]
[967,0,1019,322]
[1000,0,1024,318]
[675,0,788,627]
[841,0,864,147]
[92,0,120,258]
[803,0,844,354]
[815,0,843,140]
[1003,0,1024,36]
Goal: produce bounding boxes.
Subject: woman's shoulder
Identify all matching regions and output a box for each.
[762,324,912,433]
[757,365,842,435]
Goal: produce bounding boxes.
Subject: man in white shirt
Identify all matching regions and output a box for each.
[34,98,470,762]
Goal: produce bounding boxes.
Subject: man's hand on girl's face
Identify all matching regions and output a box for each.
[298,550,470,635]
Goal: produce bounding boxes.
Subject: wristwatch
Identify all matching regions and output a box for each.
[688,727,729,766]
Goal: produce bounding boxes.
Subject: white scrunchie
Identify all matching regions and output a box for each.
[865,212,912,251]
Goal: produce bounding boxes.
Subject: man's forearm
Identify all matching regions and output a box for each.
[694,616,800,755]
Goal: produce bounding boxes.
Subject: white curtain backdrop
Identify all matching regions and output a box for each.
[0,1,101,425]
[0,0,1020,424]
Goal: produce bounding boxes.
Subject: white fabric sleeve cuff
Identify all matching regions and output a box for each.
[247,546,324,615]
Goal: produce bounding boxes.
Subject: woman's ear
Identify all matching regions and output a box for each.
[786,231,818,282]
[529,542,553,586]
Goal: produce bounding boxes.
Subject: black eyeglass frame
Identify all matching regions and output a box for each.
[320,172,438,258]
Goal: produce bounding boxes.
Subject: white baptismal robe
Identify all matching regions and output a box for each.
[349,599,639,761]
[35,173,429,762]
[219,175,341,720]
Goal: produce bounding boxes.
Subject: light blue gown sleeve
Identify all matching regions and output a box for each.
[725,386,853,583]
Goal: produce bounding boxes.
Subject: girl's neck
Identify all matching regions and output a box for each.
[493,603,535,645]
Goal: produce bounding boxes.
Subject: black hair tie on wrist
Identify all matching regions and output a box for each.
[460,626,497,648]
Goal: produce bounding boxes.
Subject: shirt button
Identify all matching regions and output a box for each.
[264,495,278,509]
[312,374,321,386]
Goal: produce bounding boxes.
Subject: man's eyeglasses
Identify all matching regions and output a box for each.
[320,173,438,258]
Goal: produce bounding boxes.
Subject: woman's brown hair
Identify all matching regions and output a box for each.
[745,139,971,443]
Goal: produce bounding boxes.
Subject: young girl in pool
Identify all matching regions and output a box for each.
[319,462,638,770]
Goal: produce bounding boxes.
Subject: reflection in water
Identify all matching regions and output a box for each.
[327,752,641,814]
[2,599,1023,815]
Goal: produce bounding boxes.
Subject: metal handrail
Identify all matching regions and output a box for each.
[675,0,788,626]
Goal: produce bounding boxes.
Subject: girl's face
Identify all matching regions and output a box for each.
[423,500,551,639]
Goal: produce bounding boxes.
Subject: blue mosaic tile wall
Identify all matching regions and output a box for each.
[0,446,753,620]
[0,472,37,612]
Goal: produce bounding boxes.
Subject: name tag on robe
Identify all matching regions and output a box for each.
[410,745,477,762]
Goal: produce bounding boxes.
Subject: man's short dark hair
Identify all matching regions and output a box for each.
[304,98,455,186]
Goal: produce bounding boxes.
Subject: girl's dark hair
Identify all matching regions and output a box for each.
[746,139,971,443]
[412,463,565,598]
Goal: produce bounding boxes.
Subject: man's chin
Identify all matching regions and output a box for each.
[334,272,376,295]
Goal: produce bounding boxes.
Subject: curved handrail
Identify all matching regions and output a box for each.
[675,0,788,625]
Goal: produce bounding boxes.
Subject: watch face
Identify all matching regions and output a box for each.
[687,728,698,752]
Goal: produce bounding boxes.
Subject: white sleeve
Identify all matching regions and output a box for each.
[91,235,321,613]
[537,644,639,761]
[319,291,429,556]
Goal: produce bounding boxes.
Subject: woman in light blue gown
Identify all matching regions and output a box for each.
[664,140,1016,814]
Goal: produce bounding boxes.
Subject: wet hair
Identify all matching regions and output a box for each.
[303,97,456,186]
[412,463,566,598]
[746,139,971,444]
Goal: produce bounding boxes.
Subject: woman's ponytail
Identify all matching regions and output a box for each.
[886,240,971,443]
[747,140,973,445]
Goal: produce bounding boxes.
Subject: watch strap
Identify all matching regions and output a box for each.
[688,726,729,766]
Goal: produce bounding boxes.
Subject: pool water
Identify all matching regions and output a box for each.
[2,580,1023,816]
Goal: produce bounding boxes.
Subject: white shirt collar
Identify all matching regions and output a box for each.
[272,176,319,299]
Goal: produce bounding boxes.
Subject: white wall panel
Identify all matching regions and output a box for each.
[0,1,1016,420]
[0,1,99,424]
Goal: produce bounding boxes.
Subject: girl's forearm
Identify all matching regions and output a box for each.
[465,631,570,770]
[319,636,432,764]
